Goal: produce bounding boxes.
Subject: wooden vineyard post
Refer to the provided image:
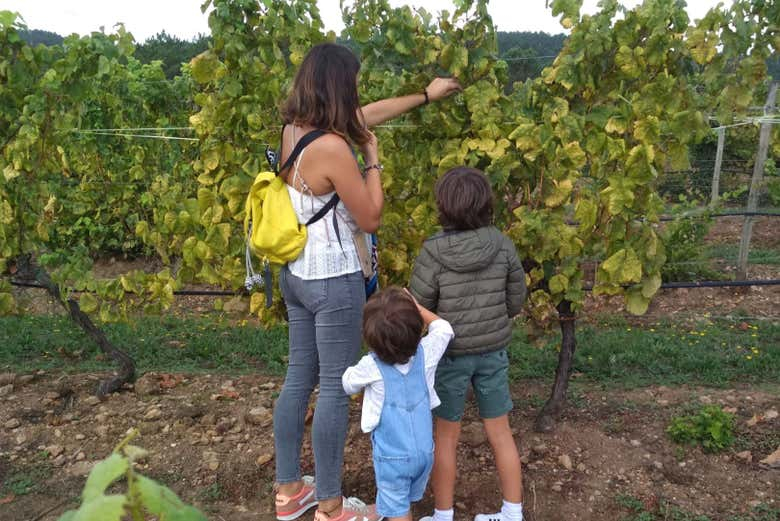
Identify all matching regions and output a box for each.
[737,82,778,280]
[710,127,725,207]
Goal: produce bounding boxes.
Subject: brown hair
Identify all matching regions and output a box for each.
[282,43,370,145]
[362,287,424,365]
[435,166,494,231]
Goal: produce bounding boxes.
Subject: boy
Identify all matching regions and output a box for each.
[342,287,455,521]
[410,167,527,521]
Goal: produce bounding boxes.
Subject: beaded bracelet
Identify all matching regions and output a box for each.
[422,89,430,105]
[363,163,384,175]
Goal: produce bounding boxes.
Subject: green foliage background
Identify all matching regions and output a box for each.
[0,0,778,324]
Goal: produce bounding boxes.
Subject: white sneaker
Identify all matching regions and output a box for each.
[474,513,504,521]
[313,497,384,521]
[419,517,434,521]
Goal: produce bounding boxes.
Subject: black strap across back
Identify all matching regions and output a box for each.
[277,126,343,245]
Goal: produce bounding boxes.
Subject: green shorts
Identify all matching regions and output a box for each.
[433,348,513,422]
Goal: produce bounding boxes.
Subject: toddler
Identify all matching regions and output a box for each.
[342,287,454,521]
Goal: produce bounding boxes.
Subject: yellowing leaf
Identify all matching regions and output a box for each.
[601,248,642,284]
[549,274,569,294]
[575,199,597,231]
[641,273,662,298]
[3,164,20,181]
[561,142,586,169]
[190,51,226,84]
[544,178,573,208]
[626,288,650,315]
[605,117,626,134]
[633,116,660,143]
[250,292,265,315]
[79,293,98,314]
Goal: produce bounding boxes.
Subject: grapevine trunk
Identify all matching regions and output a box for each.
[28,259,136,396]
[535,299,576,432]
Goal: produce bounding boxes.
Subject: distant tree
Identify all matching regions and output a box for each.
[19,28,63,46]
[496,31,566,58]
[135,30,210,78]
[496,32,564,90]
[503,46,551,87]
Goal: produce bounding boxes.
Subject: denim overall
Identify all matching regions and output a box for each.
[371,346,434,517]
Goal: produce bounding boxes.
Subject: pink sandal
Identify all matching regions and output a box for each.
[276,476,318,521]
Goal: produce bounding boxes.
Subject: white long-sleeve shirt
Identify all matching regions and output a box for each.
[342,319,454,433]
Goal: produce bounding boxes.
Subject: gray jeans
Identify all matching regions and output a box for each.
[274,266,365,500]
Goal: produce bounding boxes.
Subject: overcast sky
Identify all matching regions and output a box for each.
[4,0,726,42]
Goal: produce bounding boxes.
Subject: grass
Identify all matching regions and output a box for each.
[508,316,780,387]
[616,494,780,521]
[196,482,225,503]
[704,244,780,265]
[0,314,289,375]
[1,314,778,388]
[0,459,51,497]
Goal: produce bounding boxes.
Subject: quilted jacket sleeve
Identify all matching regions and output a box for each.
[505,236,527,317]
[409,242,440,312]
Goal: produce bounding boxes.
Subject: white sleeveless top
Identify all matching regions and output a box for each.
[286,148,362,280]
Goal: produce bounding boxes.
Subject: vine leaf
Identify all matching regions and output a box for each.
[70,494,127,521]
[82,453,128,502]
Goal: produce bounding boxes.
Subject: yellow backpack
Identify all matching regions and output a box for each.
[243,130,340,301]
[243,172,308,265]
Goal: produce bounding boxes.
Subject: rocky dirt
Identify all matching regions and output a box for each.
[0,372,778,521]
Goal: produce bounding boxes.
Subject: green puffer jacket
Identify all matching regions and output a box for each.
[409,226,527,356]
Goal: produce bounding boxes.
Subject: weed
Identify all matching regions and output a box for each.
[705,244,780,266]
[603,416,626,436]
[660,205,722,283]
[674,446,687,461]
[616,494,780,521]
[729,504,780,521]
[197,482,224,503]
[667,405,735,453]
[1,463,51,496]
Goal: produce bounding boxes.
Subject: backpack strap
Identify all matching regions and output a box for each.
[279,128,327,176]
[306,193,340,226]
[278,126,344,243]
[264,123,285,171]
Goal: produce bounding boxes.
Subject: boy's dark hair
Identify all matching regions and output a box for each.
[435,166,494,231]
[363,287,424,365]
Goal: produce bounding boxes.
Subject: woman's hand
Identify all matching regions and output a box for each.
[359,130,379,165]
[425,77,462,102]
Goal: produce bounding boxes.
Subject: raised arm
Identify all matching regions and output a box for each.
[404,287,440,326]
[323,131,384,233]
[361,77,462,127]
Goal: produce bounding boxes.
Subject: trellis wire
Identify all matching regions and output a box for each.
[68,127,195,132]
[10,277,780,296]
[69,130,199,142]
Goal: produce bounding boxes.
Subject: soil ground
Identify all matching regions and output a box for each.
[0,373,778,521]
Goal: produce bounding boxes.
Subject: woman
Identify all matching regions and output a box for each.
[272,43,461,521]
